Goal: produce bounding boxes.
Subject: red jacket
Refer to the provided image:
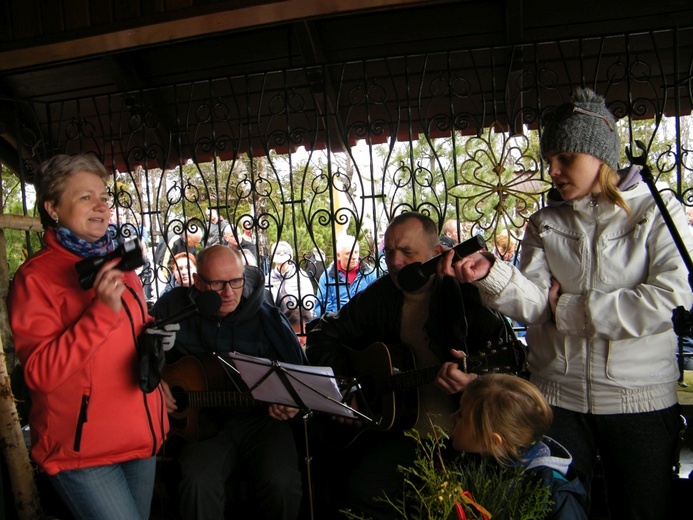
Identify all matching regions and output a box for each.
[8,231,168,475]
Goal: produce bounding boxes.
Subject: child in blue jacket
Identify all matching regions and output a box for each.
[451,374,588,519]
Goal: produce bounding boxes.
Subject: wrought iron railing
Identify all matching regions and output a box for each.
[2,27,693,329]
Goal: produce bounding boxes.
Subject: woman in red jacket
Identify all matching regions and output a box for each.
[8,154,169,520]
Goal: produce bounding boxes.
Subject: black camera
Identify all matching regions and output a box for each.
[75,238,145,290]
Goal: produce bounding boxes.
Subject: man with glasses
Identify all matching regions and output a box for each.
[151,245,307,520]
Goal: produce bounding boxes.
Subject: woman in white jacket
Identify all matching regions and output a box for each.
[439,88,692,520]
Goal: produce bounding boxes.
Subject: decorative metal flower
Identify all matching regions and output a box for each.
[447,126,552,243]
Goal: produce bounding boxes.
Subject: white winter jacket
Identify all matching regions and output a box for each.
[475,170,693,414]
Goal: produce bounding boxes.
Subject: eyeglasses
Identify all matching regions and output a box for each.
[198,274,245,291]
[545,103,615,132]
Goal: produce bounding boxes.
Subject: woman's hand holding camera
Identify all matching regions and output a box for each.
[94,259,126,312]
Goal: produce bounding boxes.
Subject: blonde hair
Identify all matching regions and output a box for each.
[494,230,518,260]
[459,374,553,465]
[600,163,630,214]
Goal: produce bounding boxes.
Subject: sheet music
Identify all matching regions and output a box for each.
[223,352,358,418]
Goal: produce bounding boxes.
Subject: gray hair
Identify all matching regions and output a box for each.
[336,235,357,254]
[36,154,109,229]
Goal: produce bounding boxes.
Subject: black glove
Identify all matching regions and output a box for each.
[137,324,179,393]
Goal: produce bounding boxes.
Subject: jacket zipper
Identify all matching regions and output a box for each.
[586,202,601,412]
[73,394,90,452]
[122,296,160,456]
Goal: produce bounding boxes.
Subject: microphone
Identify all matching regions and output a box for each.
[397,234,486,292]
[153,290,222,328]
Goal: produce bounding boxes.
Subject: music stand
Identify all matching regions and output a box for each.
[215,351,372,520]
[218,352,368,419]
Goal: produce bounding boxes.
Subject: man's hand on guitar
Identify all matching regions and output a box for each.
[160,380,178,414]
[269,404,299,421]
[435,349,478,394]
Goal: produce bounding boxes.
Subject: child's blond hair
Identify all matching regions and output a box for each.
[460,374,553,465]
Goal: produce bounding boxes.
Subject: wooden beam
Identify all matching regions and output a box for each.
[0,0,432,70]
[0,214,43,232]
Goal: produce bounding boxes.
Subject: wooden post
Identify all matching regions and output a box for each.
[0,214,45,519]
[0,321,44,519]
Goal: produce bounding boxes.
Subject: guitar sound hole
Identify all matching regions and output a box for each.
[171,386,189,413]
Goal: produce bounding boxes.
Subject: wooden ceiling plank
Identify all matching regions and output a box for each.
[4,0,42,41]
[63,0,91,31]
[0,0,435,70]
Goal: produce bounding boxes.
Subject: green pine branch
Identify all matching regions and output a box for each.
[341,426,553,520]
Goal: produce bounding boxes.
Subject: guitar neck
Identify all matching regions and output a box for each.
[375,365,440,394]
[186,390,259,408]
[372,342,526,394]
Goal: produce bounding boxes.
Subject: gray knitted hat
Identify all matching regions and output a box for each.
[540,88,621,171]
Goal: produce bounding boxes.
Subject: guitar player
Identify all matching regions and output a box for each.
[151,245,307,520]
[306,212,516,520]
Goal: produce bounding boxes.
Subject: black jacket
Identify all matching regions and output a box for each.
[306,273,514,377]
[151,266,306,365]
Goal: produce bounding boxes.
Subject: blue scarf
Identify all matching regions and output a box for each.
[54,226,117,258]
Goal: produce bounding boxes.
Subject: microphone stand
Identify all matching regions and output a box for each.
[626,140,693,385]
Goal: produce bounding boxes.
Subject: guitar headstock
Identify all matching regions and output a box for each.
[461,340,528,376]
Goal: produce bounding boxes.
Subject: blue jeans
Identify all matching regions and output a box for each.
[49,457,156,520]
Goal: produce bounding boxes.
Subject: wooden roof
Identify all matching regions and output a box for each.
[1,0,692,171]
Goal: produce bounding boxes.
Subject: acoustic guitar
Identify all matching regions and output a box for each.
[162,355,263,442]
[334,340,528,448]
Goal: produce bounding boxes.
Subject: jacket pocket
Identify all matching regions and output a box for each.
[605,334,676,383]
[526,325,569,377]
[538,224,585,283]
[73,394,90,452]
[597,218,650,287]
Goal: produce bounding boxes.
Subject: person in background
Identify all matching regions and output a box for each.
[306,212,514,519]
[204,208,230,247]
[315,235,377,315]
[442,88,693,520]
[285,306,313,349]
[157,222,203,266]
[8,154,169,520]
[451,374,588,520]
[304,246,326,291]
[129,217,154,301]
[269,241,316,318]
[223,225,258,266]
[151,245,306,520]
[440,218,462,248]
[109,212,155,301]
[238,216,261,263]
[155,224,203,296]
[493,229,519,263]
[161,252,197,295]
[494,229,525,338]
